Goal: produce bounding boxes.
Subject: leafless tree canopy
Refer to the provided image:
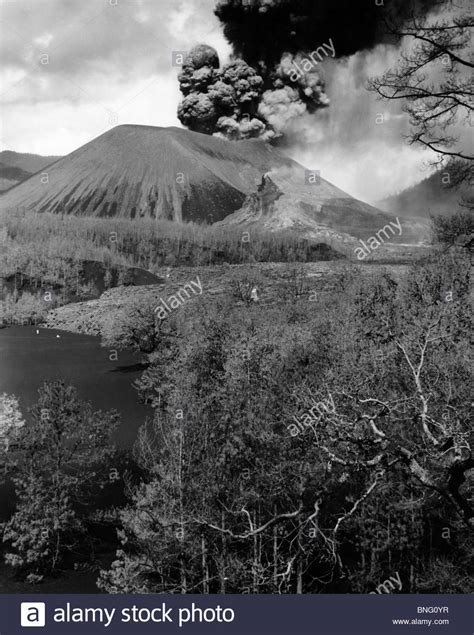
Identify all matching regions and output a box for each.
[369,2,473,168]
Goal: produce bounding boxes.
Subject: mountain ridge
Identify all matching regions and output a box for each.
[378,169,470,219]
[0,150,62,174]
[0,151,62,192]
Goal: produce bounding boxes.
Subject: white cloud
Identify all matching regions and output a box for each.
[33,33,54,48]
[0,0,228,155]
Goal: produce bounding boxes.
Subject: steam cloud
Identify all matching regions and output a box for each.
[177,0,442,142]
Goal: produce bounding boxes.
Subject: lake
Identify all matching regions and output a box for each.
[0,326,151,448]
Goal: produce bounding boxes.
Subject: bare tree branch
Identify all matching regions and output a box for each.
[194,506,303,540]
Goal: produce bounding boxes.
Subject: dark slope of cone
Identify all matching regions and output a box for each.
[0,124,427,242]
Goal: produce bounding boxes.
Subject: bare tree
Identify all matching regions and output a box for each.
[368,1,473,172]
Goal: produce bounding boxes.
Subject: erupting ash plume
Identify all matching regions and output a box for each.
[177,44,269,140]
[177,42,329,141]
[177,0,440,142]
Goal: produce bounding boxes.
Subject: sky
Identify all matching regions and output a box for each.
[0,0,437,202]
[0,0,231,154]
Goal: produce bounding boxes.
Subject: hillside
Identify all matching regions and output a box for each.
[219,174,428,245]
[0,124,427,243]
[379,169,470,219]
[44,261,411,336]
[0,151,62,192]
[0,150,62,174]
[0,162,32,192]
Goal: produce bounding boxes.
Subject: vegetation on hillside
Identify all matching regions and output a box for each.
[1,212,342,275]
[92,252,470,594]
[431,210,473,247]
[0,212,344,326]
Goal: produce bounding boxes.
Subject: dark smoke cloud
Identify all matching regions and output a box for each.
[177,43,329,139]
[177,0,441,140]
[177,45,270,138]
[214,0,441,62]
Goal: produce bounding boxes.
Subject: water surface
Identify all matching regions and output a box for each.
[0,326,151,448]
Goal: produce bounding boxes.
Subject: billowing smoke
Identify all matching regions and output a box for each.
[177,0,442,143]
[215,0,385,64]
[177,45,268,139]
[177,43,328,140]
[213,0,442,61]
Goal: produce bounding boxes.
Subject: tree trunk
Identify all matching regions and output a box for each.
[180,558,187,594]
[388,515,392,570]
[220,511,227,593]
[201,533,209,593]
[296,523,303,594]
[273,514,278,592]
[252,511,258,593]
[178,417,186,594]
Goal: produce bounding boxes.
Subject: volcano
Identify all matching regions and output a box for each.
[0,124,427,242]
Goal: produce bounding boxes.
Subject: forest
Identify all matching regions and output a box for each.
[0,244,471,594]
[1,211,343,274]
